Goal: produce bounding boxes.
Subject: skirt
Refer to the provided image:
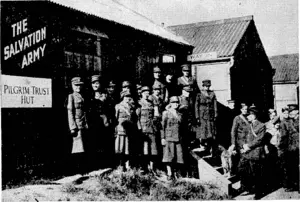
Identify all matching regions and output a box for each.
[143,133,158,155]
[72,130,85,154]
[115,135,129,155]
[162,141,184,164]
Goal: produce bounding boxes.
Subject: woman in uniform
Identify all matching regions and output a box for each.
[161,96,184,180]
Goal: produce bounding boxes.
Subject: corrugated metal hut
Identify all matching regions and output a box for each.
[270,53,299,114]
[1,0,192,184]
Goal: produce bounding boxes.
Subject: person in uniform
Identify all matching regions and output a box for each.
[240,106,267,199]
[67,77,89,174]
[283,104,299,191]
[152,66,166,102]
[229,103,250,178]
[177,64,198,94]
[161,96,184,180]
[179,85,197,177]
[194,79,218,154]
[115,91,138,170]
[89,75,111,169]
[137,86,158,172]
[277,106,291,190]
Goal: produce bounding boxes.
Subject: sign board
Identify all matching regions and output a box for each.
[162,55,175,63]
[187,52,218,62]
[1,75,52,108]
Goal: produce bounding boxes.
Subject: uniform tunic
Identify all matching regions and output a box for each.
[177,76,197,91]
[152,80,166,101]
[239,120,266,194]
[231,115,250,151]
[67,92,88,154]
[115,101,137,155]
[137,98,158,155]
[161,109,184,164]
[195,90,218,140]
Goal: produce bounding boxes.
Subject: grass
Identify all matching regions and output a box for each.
[69,167,230,201]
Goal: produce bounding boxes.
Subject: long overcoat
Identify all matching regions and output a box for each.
[194,90,217,140]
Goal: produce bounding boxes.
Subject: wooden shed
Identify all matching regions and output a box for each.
[168,16,274,117]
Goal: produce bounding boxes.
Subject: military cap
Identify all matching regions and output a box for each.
[202,79,211,86]
[181,64,191,71]
[281,107,289,113]
[183,85,192,92]
[120,90,132,99]
[108,80,116,87]
[122,81,131,88]
[136,84,142,90]
[170,96,179,103]
[268,108,277,115]
[141,86,150,93]
[248,106,258,115]
[91,75,100,83]
[288,104,299,112]
[153,67,161,73]
[71,77,84,85]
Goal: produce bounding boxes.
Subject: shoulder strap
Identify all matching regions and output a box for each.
[239,114,248,125]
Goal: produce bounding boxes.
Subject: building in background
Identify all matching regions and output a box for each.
[1,0,192,183]
[168,16,274,115]
[270,53,299,114]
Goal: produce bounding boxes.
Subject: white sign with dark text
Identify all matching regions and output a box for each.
[1,75,52,108]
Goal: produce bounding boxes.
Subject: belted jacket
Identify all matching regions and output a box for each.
[137,98,155,133]
[161,109,183,142]
[67,92,88,131]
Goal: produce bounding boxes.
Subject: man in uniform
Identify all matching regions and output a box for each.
[282,104,299,191]
[177,64,198,94]
[241,106,266,199]
[67,77,89,174]
[194,79,218,154]
[152,66,166,102]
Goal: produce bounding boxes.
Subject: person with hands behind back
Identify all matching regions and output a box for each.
[161,96,184,180]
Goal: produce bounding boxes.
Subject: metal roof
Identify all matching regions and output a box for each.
[49,0,191,46]
[269,53,299,83]
[168,16,253,57]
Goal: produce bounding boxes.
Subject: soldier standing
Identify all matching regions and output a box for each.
[67,77,89,174]
[161,96,184,180]
[177,64,198,94]
[241,106,266,199]
[152,66,166,102]
[194,80,218,154]
[137,86,158,172]
[229,103,250,178]
[283,104,299,191]
[115,91,138,170]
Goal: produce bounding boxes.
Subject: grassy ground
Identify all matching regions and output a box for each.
[2,167,230,201]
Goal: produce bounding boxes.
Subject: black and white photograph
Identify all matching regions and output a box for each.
[1,0,299,201]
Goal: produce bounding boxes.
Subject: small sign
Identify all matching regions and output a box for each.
[1,75,52,108]
[187,52,218,62]
[162,55,175,63]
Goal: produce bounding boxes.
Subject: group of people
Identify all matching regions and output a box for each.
[65,62,299,199]
[66,64,218,179]
[230,103,299,199]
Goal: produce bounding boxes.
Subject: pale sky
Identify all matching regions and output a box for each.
[116,0,298,57]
